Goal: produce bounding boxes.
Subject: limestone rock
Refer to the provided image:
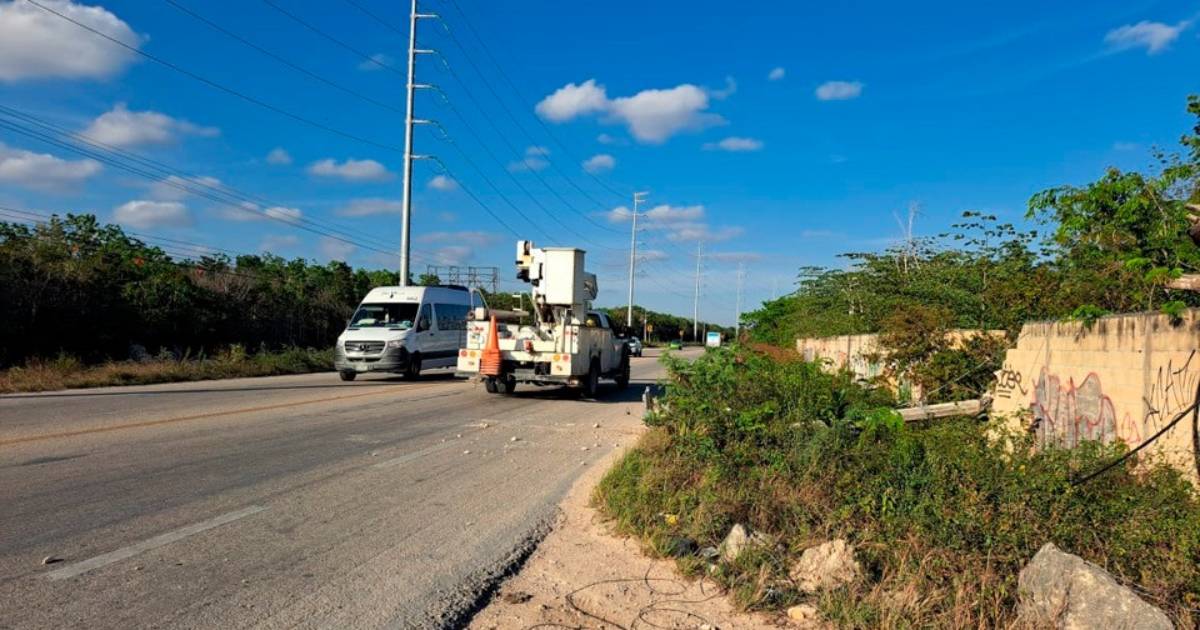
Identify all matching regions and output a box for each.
[789,539,861,593]
[1017,542,1172,630]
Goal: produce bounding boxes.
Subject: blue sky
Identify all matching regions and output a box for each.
[0,0,1197,325]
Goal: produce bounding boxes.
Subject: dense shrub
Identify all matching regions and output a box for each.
[597,347,1200,627]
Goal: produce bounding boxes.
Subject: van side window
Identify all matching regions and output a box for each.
[416,304,432,332]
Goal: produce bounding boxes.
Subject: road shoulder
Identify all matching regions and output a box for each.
[467,421,779,630]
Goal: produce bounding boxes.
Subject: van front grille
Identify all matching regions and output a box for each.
[344,340,385,354]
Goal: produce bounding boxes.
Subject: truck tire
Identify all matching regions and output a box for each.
[339,370,357,382]
[485,377,499,393]
[498,375,516,395]
[615,351,631,389]
[583,359,600,399]
[404,353,422,380]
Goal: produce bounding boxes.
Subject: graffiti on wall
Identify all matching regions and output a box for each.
[994,366,1028,400]
[1025,350,1200,451]
[1030,369,1118,447]
[1143,350,1199,440]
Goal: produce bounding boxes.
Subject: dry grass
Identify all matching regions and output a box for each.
[0,346,333,393]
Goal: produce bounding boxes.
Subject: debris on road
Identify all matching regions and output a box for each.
[41,556,61,565]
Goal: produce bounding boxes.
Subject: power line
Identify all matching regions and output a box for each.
[258,0,407,74]
[431,16,625,235]
[0,104,399,252]
[24,0,403,154]
[442,0,630,203]
[0,113,405,258]
[159,0,405,115]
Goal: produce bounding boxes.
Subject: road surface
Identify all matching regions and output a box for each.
[0,349,686,629]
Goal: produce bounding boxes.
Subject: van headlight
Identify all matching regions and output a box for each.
[386,340,405,349]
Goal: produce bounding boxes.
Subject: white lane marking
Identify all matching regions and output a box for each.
[45,505,267,580]
[371,440,458,469]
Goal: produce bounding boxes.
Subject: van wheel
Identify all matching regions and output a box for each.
[405,353,422,380]
[583,359,600,399]
[339,370,357,382]
[615,352,631,389]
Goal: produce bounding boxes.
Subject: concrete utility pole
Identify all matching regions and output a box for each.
[398,0,436,285]
[735,262,745,339]
[625,191,647,328]
[692,241,702,341]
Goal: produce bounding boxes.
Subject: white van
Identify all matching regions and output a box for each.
[335,285,484,381]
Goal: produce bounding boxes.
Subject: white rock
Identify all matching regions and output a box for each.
[789,540,861,593]
[786,603,822,627]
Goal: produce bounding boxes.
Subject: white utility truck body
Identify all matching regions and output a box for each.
[456,241,630,396]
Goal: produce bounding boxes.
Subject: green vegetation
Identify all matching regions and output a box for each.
[0,345,332,393]
[599,304,731,343]
[0,213,398,368]
[745,95,1200,399]
[597,348,1200,627]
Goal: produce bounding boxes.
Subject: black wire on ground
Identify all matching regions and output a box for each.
[1071,379,1200,486]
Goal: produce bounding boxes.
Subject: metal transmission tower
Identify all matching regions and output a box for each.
[626,191,648,328]
[399,0,437,285]
[424,265,499,293]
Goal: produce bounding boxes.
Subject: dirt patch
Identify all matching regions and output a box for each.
[468,433,780,630]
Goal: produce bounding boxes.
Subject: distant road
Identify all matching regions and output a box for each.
[0,349,689,629]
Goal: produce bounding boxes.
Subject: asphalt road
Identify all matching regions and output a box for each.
[0,349,686,629]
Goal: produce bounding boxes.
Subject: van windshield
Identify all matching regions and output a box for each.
[348,303,419,329]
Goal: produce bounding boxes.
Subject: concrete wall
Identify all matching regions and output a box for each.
[796,330,1002,400]
[796,333,887,381]
[993,310,1200,478]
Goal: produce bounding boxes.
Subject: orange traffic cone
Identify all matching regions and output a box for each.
[480,315,502,376]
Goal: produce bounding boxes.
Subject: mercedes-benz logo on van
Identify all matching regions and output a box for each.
[353,344,368,351]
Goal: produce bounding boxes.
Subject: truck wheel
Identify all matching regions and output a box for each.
[485,377,499,393]
[583,359,600,399]
[615,352,631,389]
[404,353,422,380]
[339,370,357,382]
[498,375,516,395]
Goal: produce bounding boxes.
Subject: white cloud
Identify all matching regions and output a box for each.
[113,200,190,229]
[596,133,620,145]
[508,145,551,172]
[815,80,864,101]
[438,211,457,223]
[582,153,615,173]
[83,103,219,147]
[215,202,301,223]
[358,52,395,71]
[1104,20,1190,55]
[428,245,472,266]
[0,0,141,82]
[640,249,669,262]
[335,197,403,217]
[707,251,762,263]
[606,203,738,241]
[259,234,300,252]
[428,174,457,191]
[535,79,610,122]
[0,142,101,190]
[537,80,724,143]
[264,206,302,222]
[308,157,394,182]
[709,76,737,100]
[703,136,764,152]
[319,236,356,261]
[417,230,499,247]
[608,84,723,143]
[149,174,222,201]
[768,67,786,81]
[266,147,292,165]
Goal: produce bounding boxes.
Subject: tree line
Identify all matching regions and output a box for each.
[0,214,401,367]
[744,95,1200,400]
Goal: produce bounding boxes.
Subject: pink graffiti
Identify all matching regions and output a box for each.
[1031,369,1118,448]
